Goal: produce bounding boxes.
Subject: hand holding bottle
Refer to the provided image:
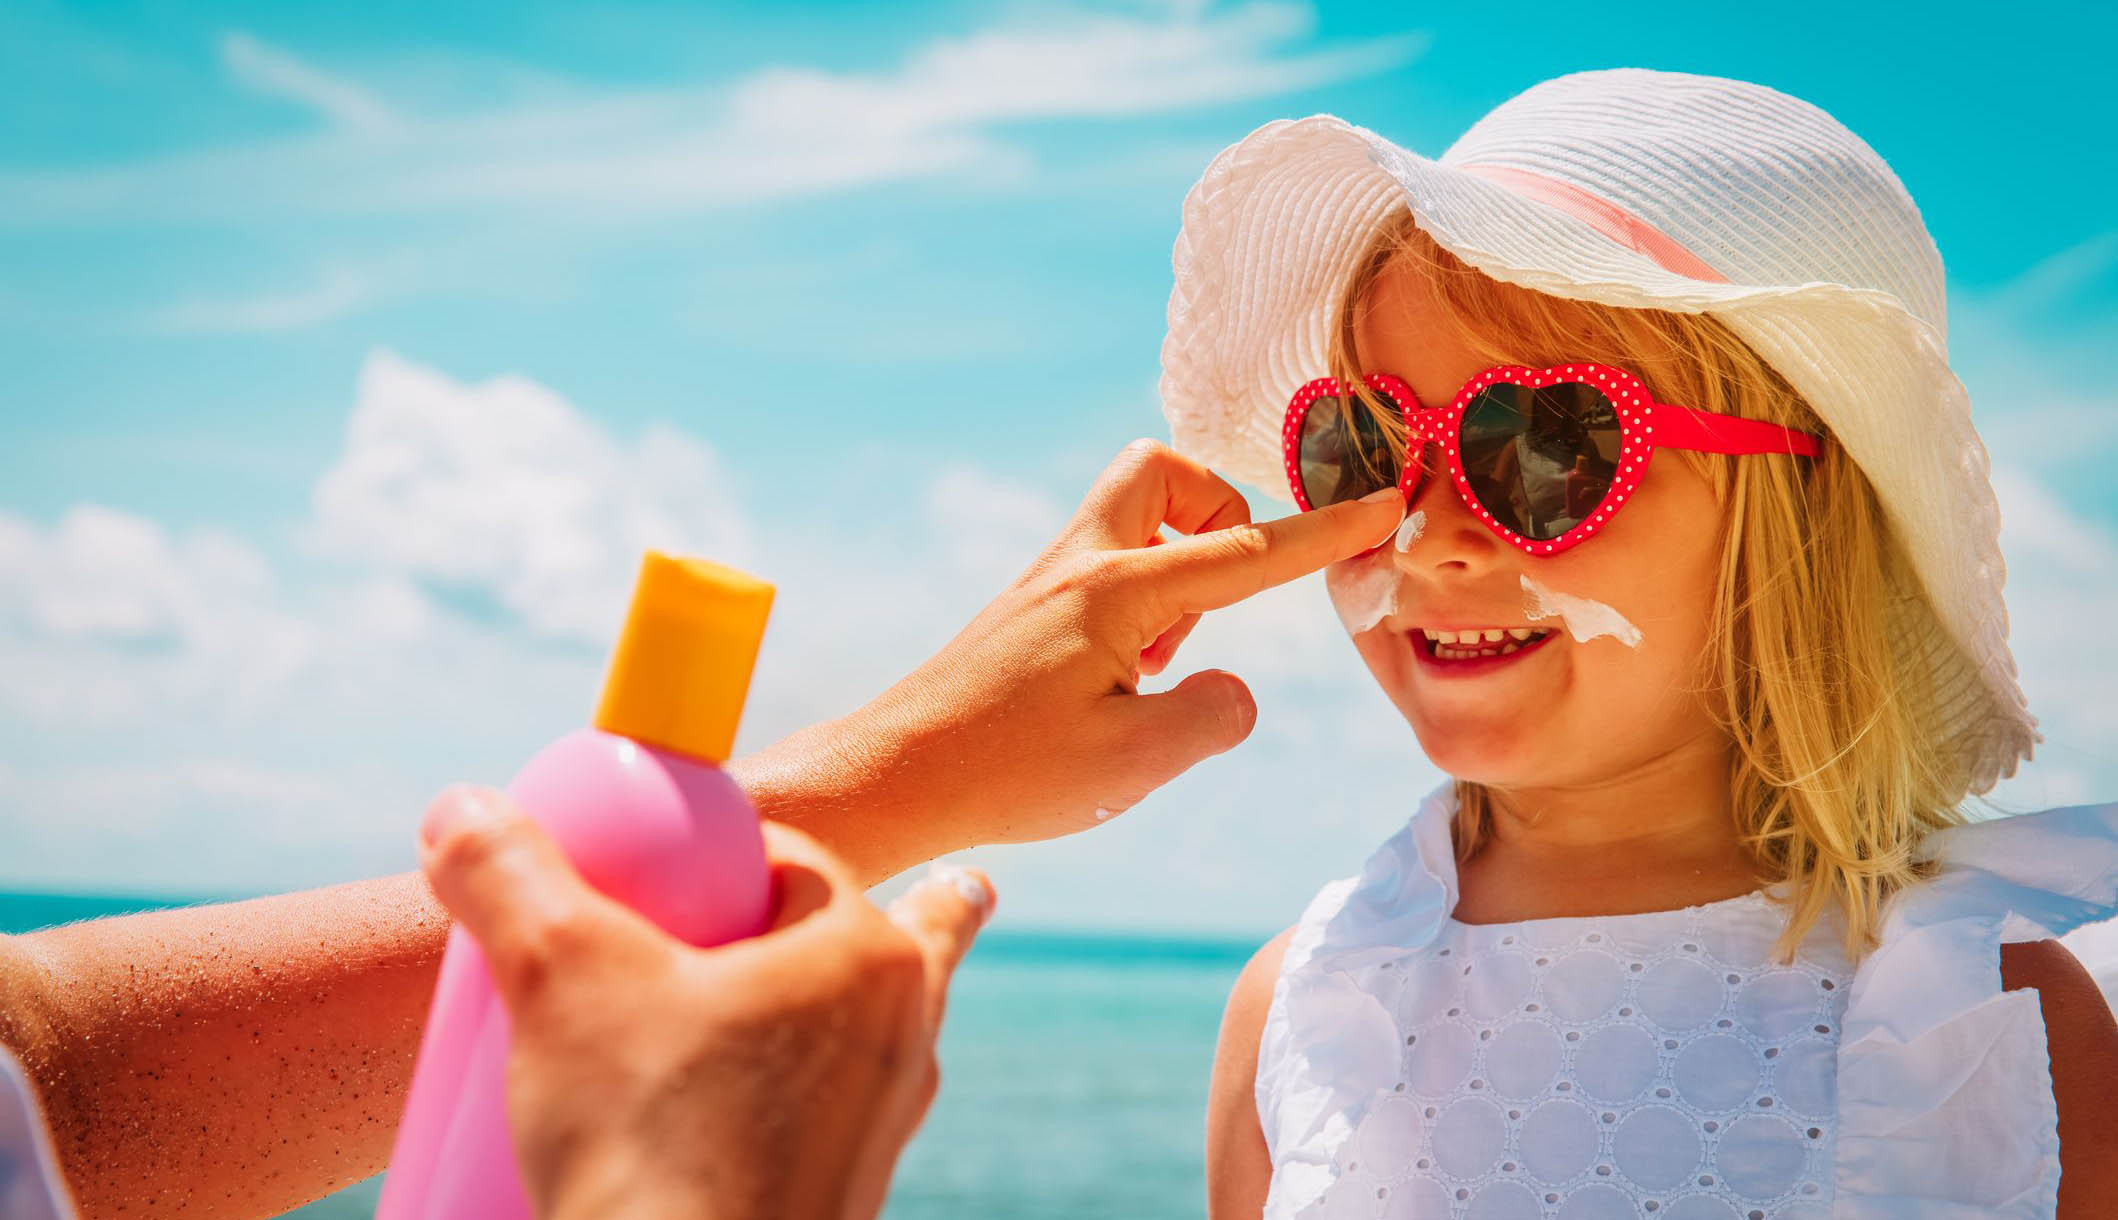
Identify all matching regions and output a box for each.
[418,785,993,1220]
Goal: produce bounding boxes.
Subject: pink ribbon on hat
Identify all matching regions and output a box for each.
[1455,162,1730,284]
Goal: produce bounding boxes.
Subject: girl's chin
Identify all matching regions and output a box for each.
[1392,674,1555,742]
[1400,692,1559,777]
[1410,729,1539,781]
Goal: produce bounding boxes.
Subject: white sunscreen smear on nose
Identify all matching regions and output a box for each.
[1325,550,1401,635]
[1393,510,1426,553]
[1520,573,1642,647]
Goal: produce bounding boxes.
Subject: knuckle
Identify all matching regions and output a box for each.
[1092,438,1162,490]
[502,897,599,991]
[1213,521,1272,564]
[432,814,511,878]
[497,923,561,1000]
[531,901,600,965]
[1119,436,1169,465]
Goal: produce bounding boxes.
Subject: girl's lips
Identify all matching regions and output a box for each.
[1410,628,1558,677]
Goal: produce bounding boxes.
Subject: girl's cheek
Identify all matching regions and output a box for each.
[1324,551,1402,636]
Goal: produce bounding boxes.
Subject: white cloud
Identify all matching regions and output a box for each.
[0,505,257,641]
[220,31,401,136]
[148,262,398,333]
[1983,464,2118,812]
[1972,229,2118,326]
[1951,229,2118,490]
[311,349,753,643]
[0,6,1425,226]
[725,7,1423,131]
[0,505,315,725]
[922,464,1069,587]
[1993,464,2116,579]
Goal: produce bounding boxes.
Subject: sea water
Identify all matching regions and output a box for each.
[1,892,1251,1220]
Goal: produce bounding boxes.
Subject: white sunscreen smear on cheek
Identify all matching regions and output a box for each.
[1393,510,1426,553]
[1520,573,1643,647]
[1325,550,1402,635]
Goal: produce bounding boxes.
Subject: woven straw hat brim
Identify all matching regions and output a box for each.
[1159,113,2040,801]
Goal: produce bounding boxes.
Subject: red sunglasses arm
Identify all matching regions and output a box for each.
[1650,402,1823,458]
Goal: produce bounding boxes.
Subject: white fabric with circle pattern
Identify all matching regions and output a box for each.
[1256,779,2118,1220]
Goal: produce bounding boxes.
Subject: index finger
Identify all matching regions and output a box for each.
[1118,487,1405,615]
[1063,439,1253,554]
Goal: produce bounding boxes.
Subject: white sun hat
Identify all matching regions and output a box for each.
[1159,66,2038,803]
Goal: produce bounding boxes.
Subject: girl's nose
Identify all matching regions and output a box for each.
[1393,442,1504,573]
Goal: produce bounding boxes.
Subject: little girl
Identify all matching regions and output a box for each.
[1160,70,2118,1217]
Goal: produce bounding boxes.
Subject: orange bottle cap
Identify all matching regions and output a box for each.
[593,551,774,764]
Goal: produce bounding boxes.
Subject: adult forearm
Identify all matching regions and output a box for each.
[727,694,965,890]
[0,870,449,1220]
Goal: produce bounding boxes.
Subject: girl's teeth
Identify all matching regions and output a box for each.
[1426,627,1545,644]
[1424,626,1550,657]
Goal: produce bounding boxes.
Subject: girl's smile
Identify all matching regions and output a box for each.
[1409,624,1558,673]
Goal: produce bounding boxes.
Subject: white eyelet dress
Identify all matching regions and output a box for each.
[1255,780,2118,1219]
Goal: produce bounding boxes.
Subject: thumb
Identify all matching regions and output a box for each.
[1110,668,1258,790]
[418,784,667,1006]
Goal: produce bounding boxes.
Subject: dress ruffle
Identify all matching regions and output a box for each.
[1256,781,1458,1220]
[1833,799,2118,1217]
[1255,783,2118,1220]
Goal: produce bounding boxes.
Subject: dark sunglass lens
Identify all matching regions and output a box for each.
[1459,382,1620,541]
[1297,392,1403,508]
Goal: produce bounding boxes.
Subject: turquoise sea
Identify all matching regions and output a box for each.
[1,891,1257,1220]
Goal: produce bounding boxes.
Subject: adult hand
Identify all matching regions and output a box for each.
[734,438,1405,884]
[418,785,993,1220]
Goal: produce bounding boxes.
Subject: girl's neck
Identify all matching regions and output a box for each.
[1450,732,1764,924]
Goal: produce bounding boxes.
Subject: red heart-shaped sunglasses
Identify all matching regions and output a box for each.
[1282,362,1824,556]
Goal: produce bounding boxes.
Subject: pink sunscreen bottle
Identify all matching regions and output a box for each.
[377,550,777,1220]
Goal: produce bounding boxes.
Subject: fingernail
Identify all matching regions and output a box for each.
[1357,488,1406,546]
[926,862,995,926]
[421,784,500,848]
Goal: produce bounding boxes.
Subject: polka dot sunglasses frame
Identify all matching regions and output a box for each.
[1281,362,1825,556]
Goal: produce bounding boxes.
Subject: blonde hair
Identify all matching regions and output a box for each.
[1329,210,1971,966]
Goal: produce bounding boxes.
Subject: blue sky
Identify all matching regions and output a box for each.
[3,0,2115,934]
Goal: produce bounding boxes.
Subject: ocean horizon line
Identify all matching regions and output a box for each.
[0,886,1275,963]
